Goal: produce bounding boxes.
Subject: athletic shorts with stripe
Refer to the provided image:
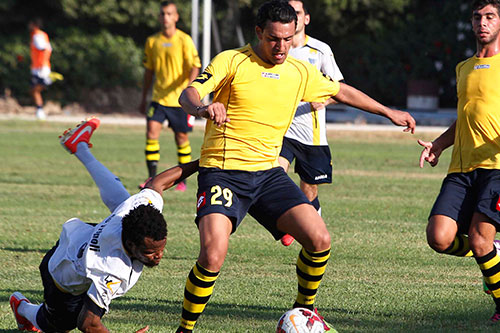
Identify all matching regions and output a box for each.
[146,102,193,133]
[195,167,311,240]
[280,137,332,184]
[430,168,500,233]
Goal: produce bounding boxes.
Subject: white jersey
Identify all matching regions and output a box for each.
[285,35,344,146]
[48,189,163,312]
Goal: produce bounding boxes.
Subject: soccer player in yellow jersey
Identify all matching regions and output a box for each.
[139,1,201,191]
[419,0,500,323]
[176,1,415,332]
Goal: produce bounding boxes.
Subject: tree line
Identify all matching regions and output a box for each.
[0,0,474,109]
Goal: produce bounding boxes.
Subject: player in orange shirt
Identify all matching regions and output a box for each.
[29,18,52,120]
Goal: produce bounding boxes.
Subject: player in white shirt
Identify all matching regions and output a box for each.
[279,0,344,246]
[9,118,199,333]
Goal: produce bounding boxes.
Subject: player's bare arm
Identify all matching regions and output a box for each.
[189,66,200,83]
[139,69,154,114]
[77,296,151,333]
[333,82,416,133]
[179,86,230,126]
[147,160,199,193]
[418,121,456,168]
[77,306,110,333]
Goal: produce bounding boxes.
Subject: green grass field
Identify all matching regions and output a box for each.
[0,119,497,332]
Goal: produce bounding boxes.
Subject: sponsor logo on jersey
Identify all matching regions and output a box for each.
[314,174,328,180]
[308,58,316,65]
[197,192,206,210]
[261,72,280,80]
[104,275,120,294]
[474,64,490,70]
[89,214,114,252]
[162,42,173,47]
[194,72,212,84]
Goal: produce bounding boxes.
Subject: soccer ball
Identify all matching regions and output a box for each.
[276,308,325,333]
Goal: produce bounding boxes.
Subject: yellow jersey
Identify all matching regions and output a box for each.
[143,30,201,107]
[449,53,500,174]
[190,44,340,171]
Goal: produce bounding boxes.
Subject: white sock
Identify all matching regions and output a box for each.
[17,301,42,331]
[74,142,130,212]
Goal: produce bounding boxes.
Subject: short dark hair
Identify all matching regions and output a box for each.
[289,0,309,15]
[122,204,167,247]
[472,0,500,13]
[160,0,176,7]
[256,0,297,29]
[29,17,43,29]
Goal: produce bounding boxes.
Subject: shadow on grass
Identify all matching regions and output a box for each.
[1,247,49,254]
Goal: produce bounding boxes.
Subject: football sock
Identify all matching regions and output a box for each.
[476,246,500,311]
[443,234,473,257]
[177,140,192,165]
[145,139,160,177]
[75,142,130,212]
[178,262,219,331]
[17,301,42,331]
[294,247,331,309]
[311,196,321,216]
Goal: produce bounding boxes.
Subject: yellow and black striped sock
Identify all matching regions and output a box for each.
[476,246,500,311]
[145,139,160,177]
[178,262,219,332]
[177,141,192,165]
[443,234,473,257]
[294,247,330,310]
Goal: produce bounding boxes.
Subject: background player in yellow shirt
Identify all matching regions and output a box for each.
[175,1,415,332]
[139,1,201,191]
[418,0,500,323]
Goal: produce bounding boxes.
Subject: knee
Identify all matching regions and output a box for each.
[198,250,225,272]
[469,234,492,256]
[426,226,453,253]
[309,230,331,252]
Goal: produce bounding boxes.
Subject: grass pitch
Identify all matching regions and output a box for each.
[0,119,497,332]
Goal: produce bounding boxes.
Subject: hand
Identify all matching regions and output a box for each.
[135,325,150,333]
[387,109,416,134]
[310,102,325,111]
[418,139,441,168]
[197,103,230,127]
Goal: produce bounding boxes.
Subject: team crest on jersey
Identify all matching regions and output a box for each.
[474,64,490,70]
[261,72,280,80]
[308,58,317,65]
[194,72,213,84]
[104,275,120,295]
[197,192,206,210]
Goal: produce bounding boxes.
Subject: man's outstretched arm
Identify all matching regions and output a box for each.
[146,160,200,194]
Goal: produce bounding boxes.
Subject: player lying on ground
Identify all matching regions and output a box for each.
[9,117,199,333]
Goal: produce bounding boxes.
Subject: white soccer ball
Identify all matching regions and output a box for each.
[276,308,326,333]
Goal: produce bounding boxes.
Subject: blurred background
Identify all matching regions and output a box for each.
[0,0,474,118]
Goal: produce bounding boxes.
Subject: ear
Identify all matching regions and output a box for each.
[255,26,263,40]
[304,14,311,26]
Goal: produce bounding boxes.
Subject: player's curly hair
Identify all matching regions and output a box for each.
[472,0,500,13]
[256,0,297,29]
[122,204,167,247]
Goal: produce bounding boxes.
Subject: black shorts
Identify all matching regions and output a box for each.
[195,167,311,240]
[30,74,51,87]
[280,137,332,184]
[36,242,104,332]
[146,102,193,133]
[430,169,500,233]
